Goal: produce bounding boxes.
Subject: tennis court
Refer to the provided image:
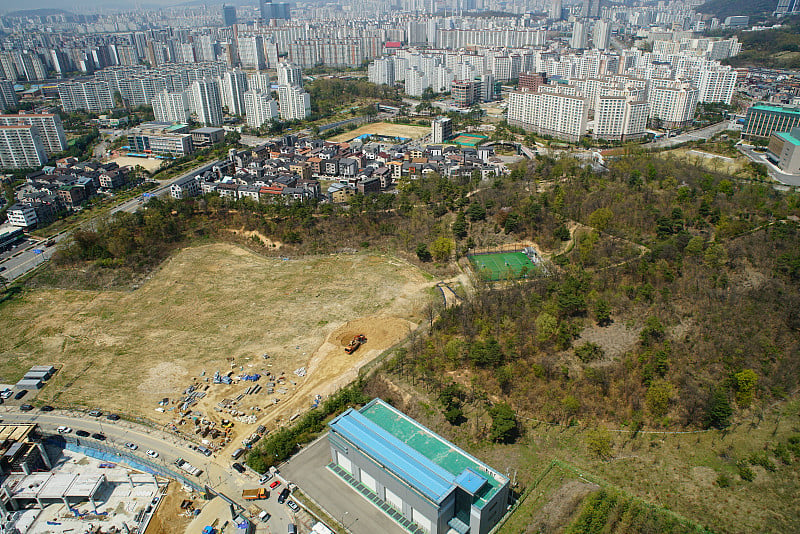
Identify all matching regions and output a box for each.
[468,251,536,281]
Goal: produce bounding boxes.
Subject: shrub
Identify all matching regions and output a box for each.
[716,472,732,488]
[749,451,776,472]
[586,427,612,459]
[737,460,755,482]
[575,341,605,363]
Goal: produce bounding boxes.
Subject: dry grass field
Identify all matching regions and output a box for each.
[663,148,746,175]
[328,122,430,142]
[0,244,432,429]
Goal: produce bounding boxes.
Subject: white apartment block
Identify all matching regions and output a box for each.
[0,113,67,155]
[247,71,271,92]
[696,67,737,105]
[648,80,698,128]
[507,87,588,142]
[6,203,38,228]
[368,57,395,86]
[152,90,190,123]
[277,62,303,87]
[190,78,224,126]
[277,85,310,121]
[0,80,18,111]
[58,80,114,112]
[0,125,48,169]
[219,69,249,116]
[244,90,278,128]
[405,67,428,97]
[594,94,648,141]
[593,19,612,50]
[238,35,266,70]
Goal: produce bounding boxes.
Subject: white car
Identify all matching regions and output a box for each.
[125,442,138,450]
[146,449,159,459]
[57,426,72,434]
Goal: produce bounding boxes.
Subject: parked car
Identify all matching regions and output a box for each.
[125,442,138,450]
[197,445,212,457]
[269,480,281,489]
[57,426,71,434]
[258,510,271,523]
[287,500,299,512]
[232,462,246,474]
[88,410,102,417]
[259,473,273,484]
[14,390,27,400]
[40,405,54,412]
[106,414,120,421]
[76,430,90,437]
[91,433,106,441]
[19,404,33,411]
[0,389,12,399]
[146,449,159,458]
[277,488,290,504]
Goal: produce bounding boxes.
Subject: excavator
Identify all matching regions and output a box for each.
[344,334,367,354]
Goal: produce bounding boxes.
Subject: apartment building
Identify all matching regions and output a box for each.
[58,80,114,112]
[244,90,279,128]
[0,113,67,155]
[238,35,266,70]
[696,67,737,104]
[594,94,648,141]
[277,62,303,87]
[507,86,588,142]
[451,79,482,108]
[220,69,249,116]
[431,116,453,143]
[277,85,310,120]
[647,80,698,128]
[0,125,48,169]
[368,57,395,86]
[190,78,224,126]
[0,80,18,111]
[152,90,191,123]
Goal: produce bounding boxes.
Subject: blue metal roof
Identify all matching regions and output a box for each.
[454,468,487,495]
[329,408,456,504]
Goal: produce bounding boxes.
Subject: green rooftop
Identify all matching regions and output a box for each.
[360,400,506,509]
[751,104,800,115]
[775,132,800,146]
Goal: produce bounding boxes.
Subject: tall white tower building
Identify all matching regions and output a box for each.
[277,62,303,87]
[244,90,279,128]
[191,78,224,126]
[220,69,249,116]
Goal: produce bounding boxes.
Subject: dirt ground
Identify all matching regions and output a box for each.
[0,244,432,443]
[109,155,165,173]
[145,482,198,534]
[328,122,430,142]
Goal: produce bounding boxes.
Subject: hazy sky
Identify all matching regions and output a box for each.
[0,0,189,13]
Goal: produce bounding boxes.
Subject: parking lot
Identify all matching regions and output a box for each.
[280,435,405,534]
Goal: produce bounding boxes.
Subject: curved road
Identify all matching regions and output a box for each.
[1,409,294,529]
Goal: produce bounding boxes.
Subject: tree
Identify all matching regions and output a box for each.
[705,387,733,429]
[452,212,467,239]
[588,207,614,232]
[416,243,432,262]
[593,299,611,326]
[466,203,486,222]
[646,380,673,418]
[0,274,7,292]
[734,369,758,408]
[586,427,612,458]
[488,403,518,443]
[430,237,454,262]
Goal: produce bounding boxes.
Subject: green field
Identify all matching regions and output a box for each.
[469,252,536,281]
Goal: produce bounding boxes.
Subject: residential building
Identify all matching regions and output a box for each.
[518,72,546,92]
[152,90,190,123]
[171,175,201,199]
[277,85,311,120]
[431,116,453,143]
[190,78,224,126]
[277,62,303,87]
[594,94,648,141]
[328,399,509,534]
[647,80,698,128]
[220,69,249,116]
[593,20,612,50]
[0,113,67,154]
[368,57,395,86]
[261,0,290,21]
[244,90,279,128]
[0,81,18,111]
[451,79,481,108]
[222,4,237,26]
[238,36,266,71]
[6,203,39,227]
[507,87,588,142]
[696,67,737,104]
[58,80,114,112]
[0,125,48,168]
[743,104,800,138]
[570,21,588,50]
[549,0,562,20]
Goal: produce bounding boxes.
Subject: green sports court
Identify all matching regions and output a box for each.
[468,251,537,281]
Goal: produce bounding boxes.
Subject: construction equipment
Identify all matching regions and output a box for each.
[242,488,268,500]
[344,334,367,354]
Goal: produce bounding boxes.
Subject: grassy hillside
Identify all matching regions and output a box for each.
[725,19,800,69]
[698,0,776,20]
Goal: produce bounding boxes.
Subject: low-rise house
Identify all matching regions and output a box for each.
[171,175,201,199]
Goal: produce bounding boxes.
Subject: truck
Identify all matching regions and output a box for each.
[344,334,367,354]
[242,488,268,500]
[174,458,202,476]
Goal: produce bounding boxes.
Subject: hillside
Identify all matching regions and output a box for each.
[724,19,800,68]
[697,0,776,20]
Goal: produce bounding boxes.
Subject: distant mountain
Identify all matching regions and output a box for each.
[3,9,73,18]
[697,0,776,20]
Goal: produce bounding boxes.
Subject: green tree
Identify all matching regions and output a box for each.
[588,207,614,232]
[466,203,486,221]
[430,237,454,262]
[562,395,580,418]
[646,380,673,418]
[452,212,467,239]
[593,299,611,326]
[586,427,612,459]
[416,243,432,262]
[685,236,705,256]
[705,387,733,429]
[734,369,758,408]
[488,403,518,443]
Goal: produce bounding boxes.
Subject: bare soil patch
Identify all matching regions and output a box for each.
[576,322,641,361]
[328,122,430,142]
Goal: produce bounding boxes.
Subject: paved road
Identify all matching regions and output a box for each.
[0,159,222,284]
[1,409,295,530]
[645,120,734,149]
[737,144,800,187]
[281,436,405,534]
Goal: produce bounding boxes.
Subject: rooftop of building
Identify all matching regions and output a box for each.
[329,398,506,509]
[775,131,800,147]
[749,104,800,115]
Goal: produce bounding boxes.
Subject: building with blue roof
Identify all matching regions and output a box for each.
[328,398,509,534]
